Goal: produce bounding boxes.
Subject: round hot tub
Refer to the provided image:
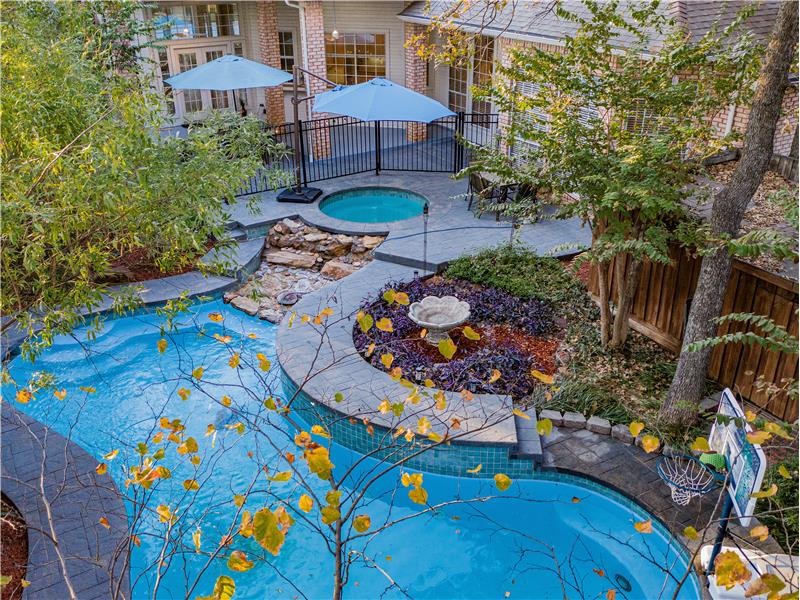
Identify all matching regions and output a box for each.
[319,187,427,223]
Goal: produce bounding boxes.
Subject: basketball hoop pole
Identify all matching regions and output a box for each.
[706,491,734,575]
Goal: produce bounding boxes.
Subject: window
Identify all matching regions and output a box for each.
[448,63,468,113]
[471,36,494,114]
[231,43,247,107]
[279,31,296,73]
[156,47,174,114]
[153,3,240,40]
[177,52,202,112]
[205,50,229,109]
[447,36,495,116]
[511,81,547,161]
[325,33,386,85]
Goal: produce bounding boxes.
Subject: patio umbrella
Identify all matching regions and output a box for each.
[165,55,291,91]
[312,77,454,122]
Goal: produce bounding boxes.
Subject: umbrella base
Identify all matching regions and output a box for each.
[277,186,323,203]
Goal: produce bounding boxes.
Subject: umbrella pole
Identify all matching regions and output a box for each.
[277,65,323,203]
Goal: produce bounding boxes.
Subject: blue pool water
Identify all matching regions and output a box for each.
[4,300,700,599]
[319,187,426,223]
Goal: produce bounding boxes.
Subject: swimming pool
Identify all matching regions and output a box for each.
[319,187,426,223]
[4,300,700,599]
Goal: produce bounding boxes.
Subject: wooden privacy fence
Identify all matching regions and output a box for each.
[589,250,799,421]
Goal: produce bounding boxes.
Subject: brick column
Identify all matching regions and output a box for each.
[256,1,285,125]
[404,22,428,142]
[300,1,331,158]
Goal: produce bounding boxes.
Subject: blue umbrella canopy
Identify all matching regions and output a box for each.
[164,55,291,90]
[312,78,455,123]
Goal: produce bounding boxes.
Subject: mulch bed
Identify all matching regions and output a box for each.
[1,494,27,600]
[353,276,563,398]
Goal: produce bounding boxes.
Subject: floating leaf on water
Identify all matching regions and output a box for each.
[494,473,512,492]
[633,519,652,533]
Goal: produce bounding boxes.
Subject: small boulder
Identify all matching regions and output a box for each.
[230,296,260,316]
[321,260,358,280]
[362,235,383,249]
[258,308,283,323]
[282,218,304,233]
[266,250,317,269]
[303,232,329,243]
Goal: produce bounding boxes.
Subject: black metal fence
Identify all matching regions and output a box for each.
[236,112,499,196]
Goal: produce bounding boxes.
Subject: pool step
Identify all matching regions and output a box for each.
[511,406,543,466]
[227,227,248,241]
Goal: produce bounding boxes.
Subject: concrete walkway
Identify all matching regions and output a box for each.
[1,402,130,600]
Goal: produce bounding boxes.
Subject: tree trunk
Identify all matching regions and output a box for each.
[661,0,799,426]
[332,522,344,600]
[597,260,612,347]
[610,255,643,349]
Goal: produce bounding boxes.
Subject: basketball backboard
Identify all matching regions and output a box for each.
[708,388,767,527]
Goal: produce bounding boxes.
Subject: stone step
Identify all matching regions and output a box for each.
[511,406,543,465]
[227,227,247,241]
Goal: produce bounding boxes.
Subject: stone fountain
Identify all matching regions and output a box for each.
[408,296,471,345]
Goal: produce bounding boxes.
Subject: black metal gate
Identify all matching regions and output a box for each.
[237,112,499,196]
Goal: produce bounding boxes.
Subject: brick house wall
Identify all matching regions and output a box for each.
[256,1,285,124]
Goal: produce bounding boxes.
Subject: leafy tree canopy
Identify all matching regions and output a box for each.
[1,1,288,358]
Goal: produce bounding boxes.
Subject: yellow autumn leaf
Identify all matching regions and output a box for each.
[267,471,292,482]
[417,417,431,435]
[208,312,224,322]
[749,525,769,541]
[311,424,330,438]
[366,342,376,357]
[640,435,660,454]
[462,326,480,340]
[489,369,501,383]
[633,519,652,533]
[531,370,554,384]
[103,449,119,461]
[437,338,457,360]
[99,517,110,529]
[512,408,531,420]
[178,387,191,400]
[79,386,95,393]
[744,573,786,598]
[228,353,240,369]
[321,505,341,524]
[751,484,778,499]
[198,576,234,600]
[157,338,168,353]
[298,494,314,513]
[537,418,553,437]
[376,318,393,332]
[53,388,67,400]
[408,487,428,505]
[434,390,447,410]
[192,366,204,380]
[746,431,771,445]
[227,550,254,572]
[683,526,698,540]
[394,292,410,305]
[401,472,423,488]
[221,395,232,407]
[494,473,512,492]
[15,389,31,403]
[183,479,200,491]
[353,514,371,533]
[383,289,396,304]
[253,509,286,556]
[357,312,374,333]
[380,353,394,369]
[96,463,108,475]
[156,504,173,523]
[467,464,482,474]
[714,551,752,590]
[629,421,645,437]
[778,465,792,479]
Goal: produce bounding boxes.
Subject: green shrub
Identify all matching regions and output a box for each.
[444,244,588,311]
[539,381,631,424]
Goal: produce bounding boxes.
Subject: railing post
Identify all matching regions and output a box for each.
[298,119,309,187]
[453,112,466,173]
[375,120,381,176]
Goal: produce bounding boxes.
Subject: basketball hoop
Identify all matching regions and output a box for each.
[656,455,722,506]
